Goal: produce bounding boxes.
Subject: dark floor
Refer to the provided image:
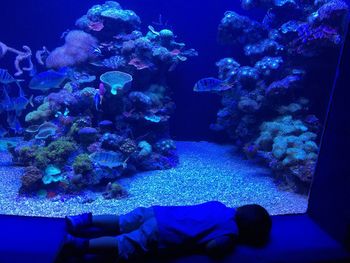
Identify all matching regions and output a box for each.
[0,213,349,263]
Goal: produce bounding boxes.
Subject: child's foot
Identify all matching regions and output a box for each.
[62,234,89,255]
[65,212,92,234]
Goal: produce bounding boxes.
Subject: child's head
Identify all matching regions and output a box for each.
[235,204,272,246]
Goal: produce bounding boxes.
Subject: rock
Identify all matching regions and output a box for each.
[78,127,98,144]
[98,120,114,132]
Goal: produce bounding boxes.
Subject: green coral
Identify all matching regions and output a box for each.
[255,115,319,185]
[46,139,76,164]
[17,146,36,166]
[25,102,52,123]
[103,182,126,199]
[73,154,93,174]
[42,165,63,185]
[34,148,50,169]
[138,141,152,158]
[30,139,76,169]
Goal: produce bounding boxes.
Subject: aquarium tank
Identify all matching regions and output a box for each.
[0,0,348,217]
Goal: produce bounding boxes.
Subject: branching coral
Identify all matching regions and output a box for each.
[0,41,33,76]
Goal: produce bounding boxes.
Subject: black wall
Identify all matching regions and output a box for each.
[308,24,350,248]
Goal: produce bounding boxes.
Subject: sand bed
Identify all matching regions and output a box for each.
[0,141,308,217]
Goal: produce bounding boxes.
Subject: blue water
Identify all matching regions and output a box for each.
[0,0,348,216]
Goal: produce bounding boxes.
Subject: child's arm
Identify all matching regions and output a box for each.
[205,235,237,257]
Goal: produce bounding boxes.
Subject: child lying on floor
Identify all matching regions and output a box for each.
[64,201,272,261]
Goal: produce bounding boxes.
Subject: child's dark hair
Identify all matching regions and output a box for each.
[235,204,272,246]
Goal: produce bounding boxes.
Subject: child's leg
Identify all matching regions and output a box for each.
[77,207,151,233]
[88,217,158,261]
[63,235,118,256]
[66,213,119,236]
[91,214,120,234]
[66,207,153,236]
[88,236,119,254]
[119,207,154,233]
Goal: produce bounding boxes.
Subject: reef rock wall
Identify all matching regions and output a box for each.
[195,0,349,193]
[9,1,197,199]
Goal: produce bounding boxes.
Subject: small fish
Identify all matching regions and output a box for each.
[194,77,233,92]
[0,69,22,88]
[0,126,8,138]
[29,65,37,78]
[14,95,33,116]
[92,45,102,56]
[63,107,70,116]
[6,111,23,134]
[0,69,16,84]
[99,83,106,97]
[29,70,68,91]
[55,107,70,118]
[94,93,101,111]
[2,87,15,111]
[13,84,33,115]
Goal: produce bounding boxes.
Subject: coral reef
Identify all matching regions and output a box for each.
[0,42,33,76]
[45,30,99,69]
[196,0,348,192]
[73,154,93,175]
[102,182,127,199]
[9,1,195,198]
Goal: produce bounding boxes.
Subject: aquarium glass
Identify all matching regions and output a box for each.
[0,0,348,217]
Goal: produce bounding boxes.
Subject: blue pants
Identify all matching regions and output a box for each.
[117,207,159,261]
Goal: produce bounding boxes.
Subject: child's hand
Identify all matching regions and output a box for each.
[205,235,237,257]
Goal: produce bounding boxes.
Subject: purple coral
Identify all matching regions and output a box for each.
[289,23,342,56]
[265,75,302,98]
[218,11,265,45]
[46,30,99,68]
[315,0,349,26]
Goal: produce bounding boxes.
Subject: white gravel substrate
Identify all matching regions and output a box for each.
[0,141,308,218]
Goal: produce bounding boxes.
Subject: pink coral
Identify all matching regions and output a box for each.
[46,30,98,68]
